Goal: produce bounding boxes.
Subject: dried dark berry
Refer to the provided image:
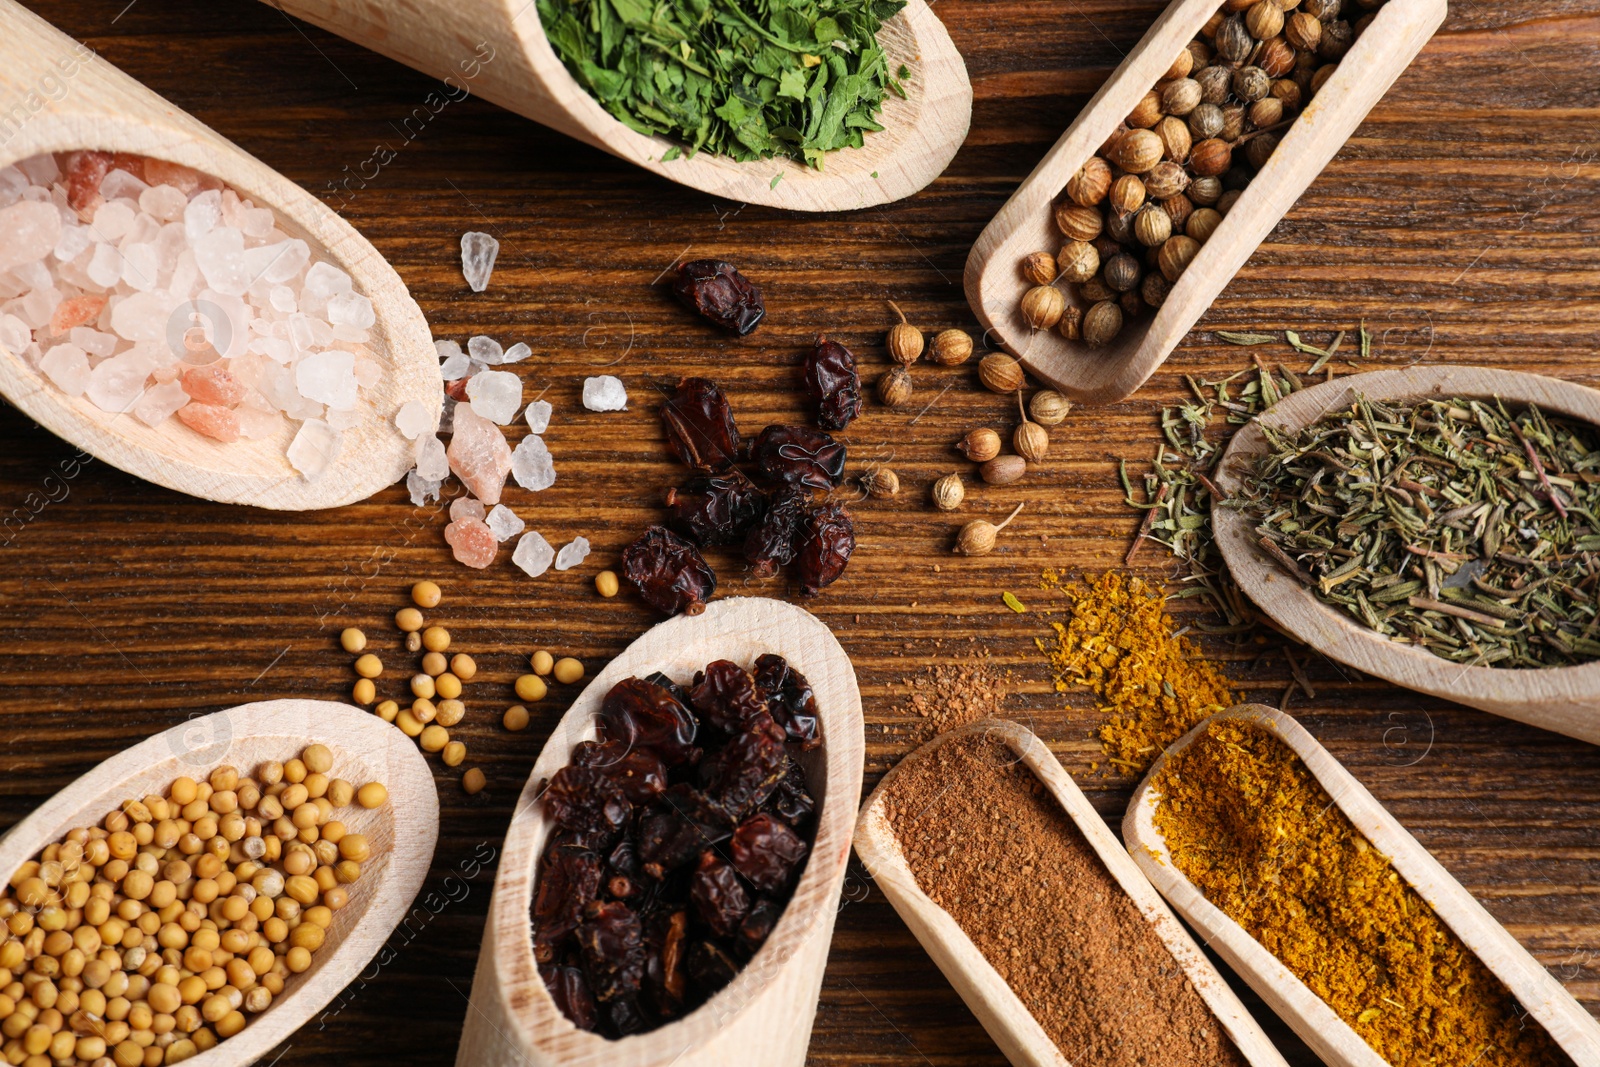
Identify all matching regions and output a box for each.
[797,503,854,596]
[752,425,846,492]
[638,785,734,879]
[540,963,598,1031]
[671,259,765,336]
[730,813,809,891]
[762,757,815,828]
[705,713,787,818]
[641,909,689,1020]
[603,836,644,901]
[753,654,821,749]
[736,896,781,958]
[533,844,602,946]
[599,677,700,766]
[689,660,767,734]
[577,900,646,1002]
[689,851,750,938]
[642,671,690,704]
[574,739,670,804]
[686,939,740,996]
[804,335,862,431]
[622,526,718,617]
[664,471,766,547]
[661,376,743,472]
[743,487,809,579]
[545,766,630,842]
[607,996,648,1036]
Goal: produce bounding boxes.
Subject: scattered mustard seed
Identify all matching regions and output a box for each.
[442,741,467,768]
[503,705,530,731]
[596,571,620,598]
[436,673,463,700]
[422,626,451,653]
[462,768,486,794]
[531,650,554,676]
[421,651,448,677]
[340,627,367,653]
[412,581,442,608]
[411,673,437,700]
[353,654,382,679]
[352,678,375,706]
[374,700,399,723]
[419,725,450,753]
[515,674,548,702]
[436,699,466,727]
[450,653,477,681]
[357,782,388,808]
[553,657,584,685]
[395,607,424,633]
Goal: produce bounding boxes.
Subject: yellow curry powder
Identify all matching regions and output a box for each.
[1038,570,1235,775]
[1152,718,1569,1067]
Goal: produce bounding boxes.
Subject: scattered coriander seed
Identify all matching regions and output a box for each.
[450,653,478,681]
[442,741,467,768]
[1029,391,1072,426]
[596,571,620,598]
[978,353,1025,394]
[422,626,451,653]
[530,650,554,676]
[515,674,548,702]
[980,455,1027,486]
[436,673,463,700]
[1021,251,1057,286]
[462,768,486,795]
[503,705,531,732]
[353,654,382,679]
[411,673,437,700]
[878,366,914,407]
[865,468,901,498]
[422,650,448,676]
[1014,394,1050,464]
[436,699,466,727]
[395,607,424,633]
[411,581,442,608]
[352,678,375,706]
[955,502,1026,556]
[340,628,367,654]
[957,427,1003,462]
[928,328,975,366]
[933,472,965,511]
[420,725,450,753]
[554,657,585,685]
[375,699,399,723]
[357,782,388,808]
[885,301,924,366]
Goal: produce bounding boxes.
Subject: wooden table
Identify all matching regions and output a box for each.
[2,1,1598,1063]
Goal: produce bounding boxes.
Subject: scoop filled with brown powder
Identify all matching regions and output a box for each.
[878,730,1249,1067]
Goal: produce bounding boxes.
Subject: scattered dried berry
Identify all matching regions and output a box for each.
[804,335,862,431]
[743,486,809,579]
[622,526,718,617]
[665,470,767,547]
[797,503,855,596]
[752,425,847,491]
[661,377,743,472]
[671,260,765,336]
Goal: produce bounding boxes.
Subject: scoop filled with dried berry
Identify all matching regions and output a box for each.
[458,597,863,1066]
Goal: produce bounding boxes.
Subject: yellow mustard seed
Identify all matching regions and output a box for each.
[442,741,467,768]
[450,653,477,681]
[419,725,450,753]
[435,699,465,727]
[530,650,554,676]
[374,700,399,723]
[351,678,375,706]
[326,779,354,807]
[596,571,620,598]
[339,628,366,654]
[421,651,448,677]
[553,657,584,685]
[395,709,425,738]
[303,745,333,774]
[395,607,424,633]
[410,673,436,700]
[514,674,547,702]
[462,768,486,795]
[435,672,463,700]
[356,782,388,809]
[412,698,437,724]
[503,705,530,731]
[422,626,450,653]
[411,581,442,608]
[353,654,382,679]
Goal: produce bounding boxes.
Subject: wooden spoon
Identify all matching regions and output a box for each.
[0,0,441,510]
[1124,704,1600,1067]
[454,596,863,1067]
[1213,364,1600,744]
[265,0,970,212]
[0,699,439,1067]
[853,718,1289,1067]
[963,0,1444,404]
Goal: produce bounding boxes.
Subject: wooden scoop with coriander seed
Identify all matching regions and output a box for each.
[1213,365,1600,745]
[454,597,863,1067]
[1124,704,1600,1067]
[0,699,438,1067]
[963,0,1445,404]
[261,0,970,212]
[0,0,440,510]
[854,718,1290,1067]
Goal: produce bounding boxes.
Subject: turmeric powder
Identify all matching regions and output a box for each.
[1153,717,1569,1067]
[1038,570,1235,776]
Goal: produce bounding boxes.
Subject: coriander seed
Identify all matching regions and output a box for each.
[1057,241,1100,285]
[1133,205,1174,248]
[1144,161,1190,201]
[1233,66,1271,102]
[954,502,1025,557]
[865,467,901,498]
[1160,78,1203,117]
[929,328,975,366]
[1258,37,1296,77]
[1159,235,1202,282]
[1020,285,1066,330]
[1126,90,1163,129]
[1054,204,1103,242]
[979,353,1025,393]
[1215,15,1254,63]
[1109,174,1146,216]
[1021,251,1058,286]
[340,628,366,654]
[932,473,965,511]
[1014,395,1050,464]
[1059,303,1084,341]
[1163,192,1195,231]
[1187,207,1224,242]
[1065,157,1112,207]
[1029,391,1072,426]
[1156,115,1192,164]
[1109,129,1163,174]
[1245,0,1283,40]
[1083,301,1125,347]
[1189,175,1223,205]
[957,427,1002,462]
[878,366,914,407]
[1141,272,1173,308]
[1196,65,1232,106]
[979,455,1027,486]
[1189,138,1232,177]
[885,301,924,365]
[1188,102,1225,140]
[1104,252,1143,292]
[1166,47,1195,79]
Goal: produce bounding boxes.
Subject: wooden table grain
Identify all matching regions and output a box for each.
[2,1,1599,1064]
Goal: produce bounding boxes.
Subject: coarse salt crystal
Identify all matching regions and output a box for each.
[466,369,521,424]
[91,200,136,243]
[512,531,555,577]
[85,348,154,413]
[460,231,499,293]
[450,495,486,523]
[295,349,358,409]
[326,290,374,329]
[555,537,591,571]
[486,504,525,541]
[100,169,148,202]
[406,470,443,506]
[39,343,89,396]
[183,189,221,241]
[414,434,450,481]
[436,339,463,362]
[467,335,502,364]
[447,404,512,505]
[395,400,432,440]
[525,399,552,434]
[440,353,470,380]
[510,432,555,492]
[501,341,531,364]
[132,379,189,427]
[303,261,352,301]
[287,419,341,481]
[445,518,497,568]
[0,200,62,271]
[139,184,187,222]
[582,375,627,411]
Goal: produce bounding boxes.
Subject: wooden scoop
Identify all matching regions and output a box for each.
[0,0,441,510]
[1212,365,1600,744]
[453,597,864,1067]
[963,0,1444,404]
[1124,704,1600,1067]
[266,0,970,212]
[0,699,439,1067]
[853,718,1289,1067]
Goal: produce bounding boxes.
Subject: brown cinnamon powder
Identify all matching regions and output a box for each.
[880,732,1247,1067]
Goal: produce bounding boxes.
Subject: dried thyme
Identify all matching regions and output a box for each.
[1230,394,1600,668]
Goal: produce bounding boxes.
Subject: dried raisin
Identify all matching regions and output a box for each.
[797,503,854,596]
[752,425,846,491]
[661,376,743,471]
[671,260,765,336]
[664,471,766,547]
[622,526,718,617]
[804,335,862,431]
[730,813,809,891]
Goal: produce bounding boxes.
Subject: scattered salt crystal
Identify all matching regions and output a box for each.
[287,419,341,480]
[395,400,432,440]
[486,504,525,542]
[132,379,188,427]
[447,404,513,505]
[582,375,627,412]
[525,399,552,434]
[460,231,499,293]
[414,434,449,481]
[236,403,286,439]
[436,338,462,360]
[466,369,521,424]
[177,403,240,443]
[512,531,555,577]
[510,433,555,491]
[467,335,502,364]
[0,200,62,270]
[85,349,154,412]
[450,496,486,523]
[444,518,497,568]
[295,349,358,409]
[406,470,442,506]
[40,344,89,396]
[501,342,531,364]
[555,537,591,571]
[440,353,470,380]
[183,189,221,241]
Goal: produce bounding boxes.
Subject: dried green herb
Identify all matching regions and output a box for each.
[537,0,908,166]
[1002,591,1026,614]
[1230,395,1600,668]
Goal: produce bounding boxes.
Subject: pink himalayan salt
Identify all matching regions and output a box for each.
[63,150,112,212]
[49,294,105,334]
[144,159,204,193]
[181,363,247,406]
[444,518,497,569]
[447,404,512,506]
[177,402,241,443]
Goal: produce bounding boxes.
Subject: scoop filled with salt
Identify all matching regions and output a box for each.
[0,0,440,510]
